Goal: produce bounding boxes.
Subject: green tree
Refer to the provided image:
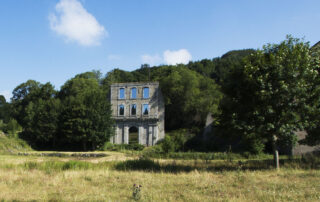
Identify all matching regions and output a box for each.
[59,73,113,150]
[219,36,320,168]
[300,41,320,146]
[11,80,52,127]
[160,66,222,130]
[0,95,5,106]
[102,69,138,88]
[0,95,11,123]
[187,49,255,84]
[12,81,60,148]
[3,118,21,137]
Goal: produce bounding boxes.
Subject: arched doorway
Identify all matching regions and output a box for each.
[129,126,139,144]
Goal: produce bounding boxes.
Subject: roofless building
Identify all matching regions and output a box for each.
[109,82,165,146]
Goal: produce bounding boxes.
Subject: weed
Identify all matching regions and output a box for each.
[132,184,142,201]
[84,176,92,182]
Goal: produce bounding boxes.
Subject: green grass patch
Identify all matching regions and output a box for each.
[125,147,274,160]
[0,132,32,154]
[8,154,316,173]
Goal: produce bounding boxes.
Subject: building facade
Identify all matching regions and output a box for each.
[109,82,165,146]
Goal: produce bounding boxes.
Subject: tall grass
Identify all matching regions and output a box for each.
[0,154,318,174]
[0,133,32,154]
[0,154,319,201]
[127,148,274,160]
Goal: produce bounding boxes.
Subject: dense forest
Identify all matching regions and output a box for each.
[0,36,320,155]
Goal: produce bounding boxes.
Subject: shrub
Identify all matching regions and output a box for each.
[125,143,145,151]
[158,129,195,153]
[2,119,21,137]
[140,145,163,158]
[0,120,5,131]
[132,184,142,201]
[101,142,115,150]
[115,158,161,171]
[160,136,176,153]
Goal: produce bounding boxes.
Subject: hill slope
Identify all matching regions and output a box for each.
[0,131,32,154]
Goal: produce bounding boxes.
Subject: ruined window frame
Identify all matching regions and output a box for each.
[143,87,149,99]
[119,88,125,99]
[119,104,125,116]
[142,104,149,115]
[131,104,137,116]
[131,87,137,99]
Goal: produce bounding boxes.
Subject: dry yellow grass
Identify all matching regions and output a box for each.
[0,154,319,201]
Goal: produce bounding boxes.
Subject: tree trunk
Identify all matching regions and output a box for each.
[272,135,279,170]
[273,149,279,169]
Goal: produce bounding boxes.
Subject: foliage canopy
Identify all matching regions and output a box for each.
[218,36,320,154]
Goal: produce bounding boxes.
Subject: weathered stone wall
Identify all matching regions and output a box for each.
[292,131,320,155]
[109,82,165,146]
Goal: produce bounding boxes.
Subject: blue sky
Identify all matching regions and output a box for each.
[1,0,320,101]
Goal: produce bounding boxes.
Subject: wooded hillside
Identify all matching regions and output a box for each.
[0,36,319,155]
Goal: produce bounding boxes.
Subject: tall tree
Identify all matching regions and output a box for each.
[12,81,59,148]
[11,80,50,127]
[219,36,320,168]
[0,95,5,106]
[299,41,320,146]
[160,66,222,130]
[59,74,113,150]
[0,95,10,123]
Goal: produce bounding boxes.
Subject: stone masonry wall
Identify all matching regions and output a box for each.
[109,82,165,146]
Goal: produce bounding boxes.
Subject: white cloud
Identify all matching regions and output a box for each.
[0,90,12,102]
[141,49,192,66]
[141,54,162,66]
[163,49,192,65]
[49,0,107,46]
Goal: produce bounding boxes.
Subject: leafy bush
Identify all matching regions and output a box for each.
[160,136,176,153]
[126,143,145,151]
[240,134,266,155]
[132,184,142,201]
[158,129,195,153]
[0,120,5,131]
[101,142,115,150]
[140,145,163,158]
[3,119,21,137]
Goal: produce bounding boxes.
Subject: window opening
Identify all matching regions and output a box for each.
[131,104,136,115]
[131,88,137,99]
[119,104,124,115]
[143,104,149,115]
[119,88,125,99]
[143,87,149,98]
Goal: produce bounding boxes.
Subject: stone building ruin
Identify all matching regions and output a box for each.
[109,82,165,146]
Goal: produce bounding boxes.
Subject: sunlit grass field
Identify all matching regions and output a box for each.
[0,152,319,201]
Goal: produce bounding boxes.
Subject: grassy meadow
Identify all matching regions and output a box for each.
[0,151,319,201]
